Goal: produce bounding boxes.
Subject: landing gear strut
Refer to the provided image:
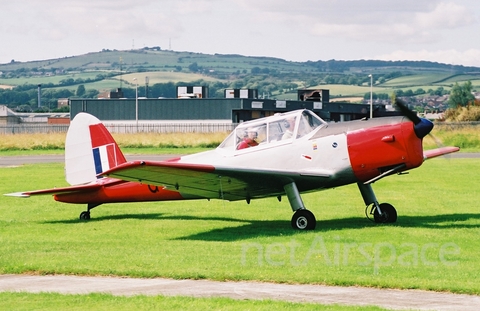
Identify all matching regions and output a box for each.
[79,203,101,220]
[284,182,317,230]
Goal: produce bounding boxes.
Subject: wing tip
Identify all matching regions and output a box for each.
[4,192,30,198]
[423,146,460,160]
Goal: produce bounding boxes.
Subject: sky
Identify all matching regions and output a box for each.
[1,0,480,67]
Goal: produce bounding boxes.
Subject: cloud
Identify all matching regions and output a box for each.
[374,49,480,67]
[416,2,475,28]
[235,1,476,45]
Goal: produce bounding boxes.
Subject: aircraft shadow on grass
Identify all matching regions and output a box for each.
[43,212,480,242]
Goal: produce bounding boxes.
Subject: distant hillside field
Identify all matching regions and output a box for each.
[120,72,226,85]
[1,48,480,101]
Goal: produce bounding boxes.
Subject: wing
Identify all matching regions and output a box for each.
[423,146,460,160]
[101,161,332,201]
[4,179,125,198]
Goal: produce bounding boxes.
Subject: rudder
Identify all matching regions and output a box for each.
[65,113,126,185]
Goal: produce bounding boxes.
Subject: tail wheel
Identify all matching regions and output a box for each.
[291,209,316,230]
[79,211,91,220]
[373,203,397,223]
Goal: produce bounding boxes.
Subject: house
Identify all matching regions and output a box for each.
[0,105,20,124]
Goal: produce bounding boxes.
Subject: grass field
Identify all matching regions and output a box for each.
[1,158,480,295]
[1,126,479,309]
[380,74,453,87]
[0,292,386,311]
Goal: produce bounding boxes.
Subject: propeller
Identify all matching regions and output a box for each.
[395,99,459,159]
[395,99,433,139]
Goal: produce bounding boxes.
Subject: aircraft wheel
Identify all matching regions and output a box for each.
[373,203,397,223]
[291,209,316,230]
[79,211,91,220]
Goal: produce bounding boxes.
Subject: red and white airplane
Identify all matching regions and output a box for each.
[5,101,459,230]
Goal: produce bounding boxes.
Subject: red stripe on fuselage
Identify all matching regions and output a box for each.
[54,179,185,204]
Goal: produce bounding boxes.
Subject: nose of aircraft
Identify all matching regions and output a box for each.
[414,118,434,139]
[395,99,433,139]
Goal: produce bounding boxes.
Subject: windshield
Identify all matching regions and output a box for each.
[218,109,326,151]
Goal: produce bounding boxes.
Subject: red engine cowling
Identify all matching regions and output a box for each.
[347,119,424,183]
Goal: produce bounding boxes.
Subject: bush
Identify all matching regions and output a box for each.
[444,106,480,121]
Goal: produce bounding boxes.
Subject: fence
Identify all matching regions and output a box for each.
[434,121,480,130]
[2,121,479,135]
[0,124,70,135]
[0,122,237,135]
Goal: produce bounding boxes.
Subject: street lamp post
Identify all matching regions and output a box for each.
[133,78,138,131]
[369,74,373,119]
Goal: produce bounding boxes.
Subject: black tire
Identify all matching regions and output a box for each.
[79,211,91,220]
[291,209,316,230]
[373,203,397,223]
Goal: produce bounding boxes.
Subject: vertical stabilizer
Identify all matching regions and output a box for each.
[65,113,126,185]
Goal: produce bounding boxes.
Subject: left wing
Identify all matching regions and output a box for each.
[101,160,332,201]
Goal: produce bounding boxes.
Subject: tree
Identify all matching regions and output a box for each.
[448,81,475,108]
[363,92,378,100]
[404,89,414,97]
[188,62,199,72]
[251,67,261,74]
[76,85,86,97]
[414,88,426,95]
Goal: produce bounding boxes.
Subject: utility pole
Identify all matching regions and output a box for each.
[145,76,149,98]
[369,74,373,118]
[37,84,42,108]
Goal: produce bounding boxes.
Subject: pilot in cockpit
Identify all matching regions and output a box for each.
[237,128,259,149]
[282,117,296,140]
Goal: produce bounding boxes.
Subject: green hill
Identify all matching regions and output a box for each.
[1,48,480,109]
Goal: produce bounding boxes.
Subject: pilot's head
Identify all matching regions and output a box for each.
[244,128,258,139]
[285,117,296,128]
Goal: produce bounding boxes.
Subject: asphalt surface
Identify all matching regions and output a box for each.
[1,274,480,310]
[2,153,480,310]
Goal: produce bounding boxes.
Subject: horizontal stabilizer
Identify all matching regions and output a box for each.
[4,182,105,198]
[423,146,460,160]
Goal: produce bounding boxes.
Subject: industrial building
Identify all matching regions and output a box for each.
[70,88,398,123]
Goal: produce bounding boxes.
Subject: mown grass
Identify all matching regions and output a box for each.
[1,159,480,296]
[0,292,386,311]
[380,74,453,87]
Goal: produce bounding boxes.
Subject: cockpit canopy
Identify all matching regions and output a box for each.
[218,109,327,151]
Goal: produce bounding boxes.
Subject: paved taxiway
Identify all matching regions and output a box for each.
[2,153,479,310]
[1,274,480,310]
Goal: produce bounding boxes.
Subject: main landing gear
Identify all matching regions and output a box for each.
[291,209,316,230]
[358,183,397,223]
[284,182,316,230]
[284,181,398,230]
[79,203,101,220]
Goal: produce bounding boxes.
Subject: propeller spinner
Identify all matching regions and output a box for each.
[395,99,433,139]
